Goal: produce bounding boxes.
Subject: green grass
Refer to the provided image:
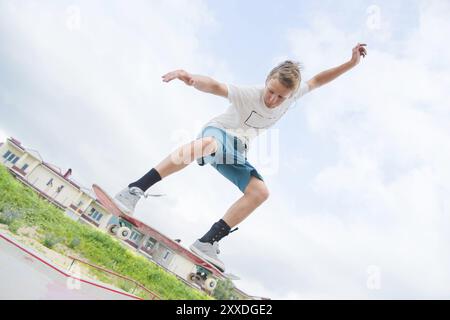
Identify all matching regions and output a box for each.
[0,165,211,300]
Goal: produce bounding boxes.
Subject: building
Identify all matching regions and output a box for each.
[0,137,256,297]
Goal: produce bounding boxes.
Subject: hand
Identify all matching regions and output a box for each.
[350,43,368,66]
[161,69,195,86]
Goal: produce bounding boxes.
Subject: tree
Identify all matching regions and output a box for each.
[213,279,239,300]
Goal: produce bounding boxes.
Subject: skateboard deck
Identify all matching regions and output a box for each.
[91,184,226,277]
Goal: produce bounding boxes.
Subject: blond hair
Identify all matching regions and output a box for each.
[266,60,302,91]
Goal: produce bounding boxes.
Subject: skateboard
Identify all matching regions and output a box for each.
[91,184,227,293]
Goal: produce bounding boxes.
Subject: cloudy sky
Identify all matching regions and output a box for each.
[1,0,450,299]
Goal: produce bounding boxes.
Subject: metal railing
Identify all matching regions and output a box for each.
[68,256,161,300]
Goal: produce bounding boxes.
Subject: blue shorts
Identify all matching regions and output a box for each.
[197,126,264,193]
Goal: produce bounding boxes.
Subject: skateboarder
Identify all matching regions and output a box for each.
[113,43,368,271]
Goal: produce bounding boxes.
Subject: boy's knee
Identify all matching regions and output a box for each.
[191,137,218,164]
[258,186,270,202]
[245,180,270,203]
[200,137,218,154]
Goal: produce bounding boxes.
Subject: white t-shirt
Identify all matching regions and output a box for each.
[202,81,311,149]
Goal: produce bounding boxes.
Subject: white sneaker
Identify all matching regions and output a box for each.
[190,240,225,272]
[113,186,145,216]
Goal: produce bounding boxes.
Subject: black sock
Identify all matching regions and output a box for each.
[199,219,233,244]
[128,168,162,192]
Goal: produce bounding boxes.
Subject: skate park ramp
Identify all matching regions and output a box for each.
[0,231,139,300]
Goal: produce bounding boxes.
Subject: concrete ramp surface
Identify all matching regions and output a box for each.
[0,231,139,300]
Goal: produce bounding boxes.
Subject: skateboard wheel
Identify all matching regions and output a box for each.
[204,278,217,292]
[117,226,131,240]
[189,273,197,281]
[189,273,202,282]
[107,224,118,235]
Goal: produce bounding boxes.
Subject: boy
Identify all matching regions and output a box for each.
[113,43,367,272]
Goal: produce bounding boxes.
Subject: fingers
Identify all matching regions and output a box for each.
[162,70,182,83]
[355,43,368,58]
[161,72,175,82]
[360,47,367,58]
[161,70,194,85]
[358,48,367,57]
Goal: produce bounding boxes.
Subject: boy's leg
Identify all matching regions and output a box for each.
[155,136,218,179]
[221,176,269,228]
[192,174,269,272]
[128,136,218,191]
[114,137,218,215]
[197,175,269,244]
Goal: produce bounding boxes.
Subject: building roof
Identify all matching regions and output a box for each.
[6,137,83,190]
[6,139,43,162]
[81,186,97,199]
[24,148,43,162]
[41,161,81,190]
[7,137,25,151]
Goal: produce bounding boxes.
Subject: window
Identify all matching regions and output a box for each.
[145,238,157,251]
[130,231,142,243]
[2,151,20,164]
[88,208,103,222]
[21,164,29,171]
[163,250,172,260]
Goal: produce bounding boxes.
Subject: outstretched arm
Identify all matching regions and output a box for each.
[162,69,228,98]
[307,43,368,91]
